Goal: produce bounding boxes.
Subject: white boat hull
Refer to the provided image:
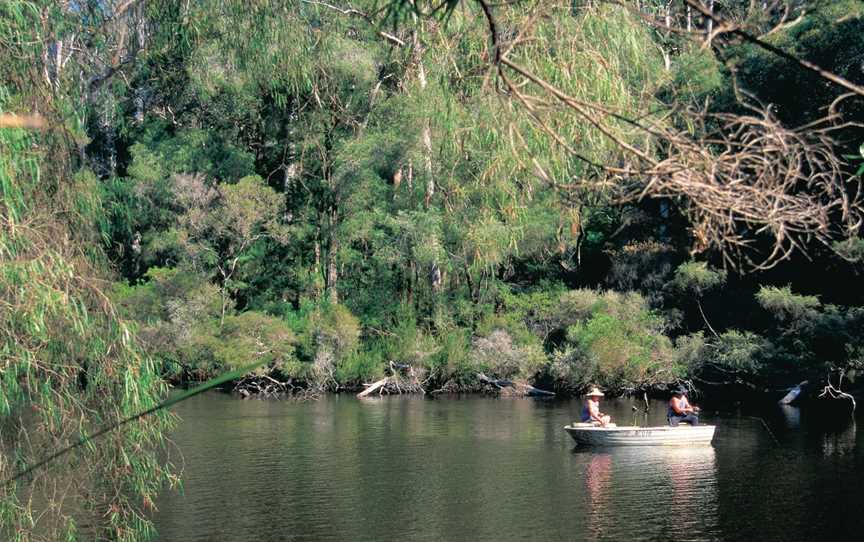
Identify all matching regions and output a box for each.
[565,423,716,446]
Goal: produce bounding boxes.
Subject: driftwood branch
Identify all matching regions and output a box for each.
[819,370,857,412]
[356,362,428,398]
[357,378,389,398]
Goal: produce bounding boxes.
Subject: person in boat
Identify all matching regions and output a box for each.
[581,387,612,427]
[668,387,700,426]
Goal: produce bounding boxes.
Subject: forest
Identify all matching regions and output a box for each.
[2,0,864,539]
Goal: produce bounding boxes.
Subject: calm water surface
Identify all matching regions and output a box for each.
[153,394,863,541]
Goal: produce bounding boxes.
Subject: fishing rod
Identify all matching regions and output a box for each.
[3,360,267,485]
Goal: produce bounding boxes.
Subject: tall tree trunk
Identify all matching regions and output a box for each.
[465,269,477,303]
[99,102,117,176]
[411,17,434,208]
[134,89,145,124]
[430,262,442,292]
[407,260,415,305]
[421,128,434,207]
[662,2,672,71]
[313,231,323,300]
[411,15,441,299]
[327,249,338,304]
[407,159,413,190]
[283,142,298,222]
[326,207,339,304]
[706,0,714,36]
[219,267,229,329]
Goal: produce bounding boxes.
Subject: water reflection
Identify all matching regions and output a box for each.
[578,446,719,540]
[584,454,612,537]
[778,404,801,428]
[152,395,863,541]
[666,447,719,539]
[822,419,857,457]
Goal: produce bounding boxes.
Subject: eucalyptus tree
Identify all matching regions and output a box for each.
[97,0,675,328]
[167,173,288,326]
[164,0,399,306]
[403,1,666,310]
[288,1,662,326]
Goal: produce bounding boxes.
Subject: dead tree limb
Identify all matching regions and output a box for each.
[819,370,857,412]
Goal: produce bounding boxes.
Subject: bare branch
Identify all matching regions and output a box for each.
[682,0,864,97]
[300,0,407,46]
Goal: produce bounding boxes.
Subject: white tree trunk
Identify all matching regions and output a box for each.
[326,208,339,304]
[707,0,714,36]
[415,33,434,208]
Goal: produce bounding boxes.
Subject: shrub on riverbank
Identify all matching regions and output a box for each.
[115,267,308,382]
[471,329,547,379]
[546,290,678,392]
[113,273,864,399]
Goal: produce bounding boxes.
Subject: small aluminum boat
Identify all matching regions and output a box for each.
[564,422,716,447]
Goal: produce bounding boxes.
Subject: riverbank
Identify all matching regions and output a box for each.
[171,365,861,417]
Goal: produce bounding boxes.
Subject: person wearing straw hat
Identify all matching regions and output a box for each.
[581,387,612,427]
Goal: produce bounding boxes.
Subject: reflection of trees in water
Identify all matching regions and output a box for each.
[822,420,857,457]
[780,404,858,457]
[580,447,720,540]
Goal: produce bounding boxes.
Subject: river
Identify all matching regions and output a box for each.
[152,393,863,541]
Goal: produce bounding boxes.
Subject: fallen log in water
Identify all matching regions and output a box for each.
[356,363,427,398]
[523,385,556,397]
[357,378,389,398]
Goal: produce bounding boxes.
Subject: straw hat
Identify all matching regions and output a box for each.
[585,387,605,397]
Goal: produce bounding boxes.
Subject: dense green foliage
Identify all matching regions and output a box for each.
[3,0,864,538]
[33,0,864,397]
[95,1,683,396]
